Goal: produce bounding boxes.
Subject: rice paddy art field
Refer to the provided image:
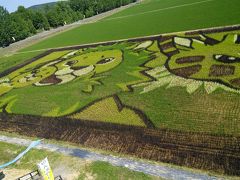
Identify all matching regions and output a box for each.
[0,26,240,175]
[1,26,240,134]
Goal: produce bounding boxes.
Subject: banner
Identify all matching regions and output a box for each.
[0,140,42,169]
[37,157,54,180]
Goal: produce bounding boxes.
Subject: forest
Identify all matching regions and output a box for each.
[0,0,136,47]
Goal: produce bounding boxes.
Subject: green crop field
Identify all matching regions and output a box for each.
[0,27,240,136]
[21,0,240,52]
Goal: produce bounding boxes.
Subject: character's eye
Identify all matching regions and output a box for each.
[97,57,115,64]
[66,60,78,66]
[214,54,240,63]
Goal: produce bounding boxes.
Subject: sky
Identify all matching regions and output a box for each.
[0,0,58,12]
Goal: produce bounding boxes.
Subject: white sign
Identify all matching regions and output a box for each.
[37,158,54,180]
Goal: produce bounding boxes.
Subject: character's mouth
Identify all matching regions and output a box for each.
[55,65,95,84]
[35,65,95,86]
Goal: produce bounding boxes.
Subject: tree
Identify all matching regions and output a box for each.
[10,13,31,41]
[55,2,76,24]
[85,7,95,18]
[0,6,12,47]
[47,9,62,27]
[0,0,137,47]
[69,0,90,14]
[32,12,50,30]
[15,6,37,34]
[0,6,8,20]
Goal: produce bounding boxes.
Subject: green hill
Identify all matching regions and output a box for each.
[28,2,57,12]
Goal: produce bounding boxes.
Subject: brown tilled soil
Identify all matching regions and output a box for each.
[170,65,202,78]
[0,113,239,175]
[209,65,235,77]
[159,35,174,42]
[160,41,174,50]
[165,50,179,57]
[185,25,240,35]
[231,78,240,87]
[39,75,62,84]
[176,56,205,64]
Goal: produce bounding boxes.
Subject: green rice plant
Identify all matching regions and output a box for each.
[70,96,146,127]
[21,0,240,52]
[0,28,240,136]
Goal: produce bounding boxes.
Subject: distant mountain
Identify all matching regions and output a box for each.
[28,2,57,12]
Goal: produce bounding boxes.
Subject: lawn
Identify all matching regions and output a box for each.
[0,141,159,180]
[0,141,85,179]
[21,0,240,52]
[78,161,161,180]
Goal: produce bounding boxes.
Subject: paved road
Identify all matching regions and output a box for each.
[0,135,221,180]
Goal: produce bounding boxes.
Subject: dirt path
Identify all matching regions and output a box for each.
[0,1,140,57]
[0,135,220,180]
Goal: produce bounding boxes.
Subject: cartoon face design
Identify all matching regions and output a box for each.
[37,50,123,86]
[166,34,240,89]
[0,49,123,96]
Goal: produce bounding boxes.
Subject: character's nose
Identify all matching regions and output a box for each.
[97,57,115,64]
[66,60,78,66]
[55,67,74,76]
[72,65,95,77]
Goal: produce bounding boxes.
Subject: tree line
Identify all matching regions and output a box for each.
[0,0,136,47]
